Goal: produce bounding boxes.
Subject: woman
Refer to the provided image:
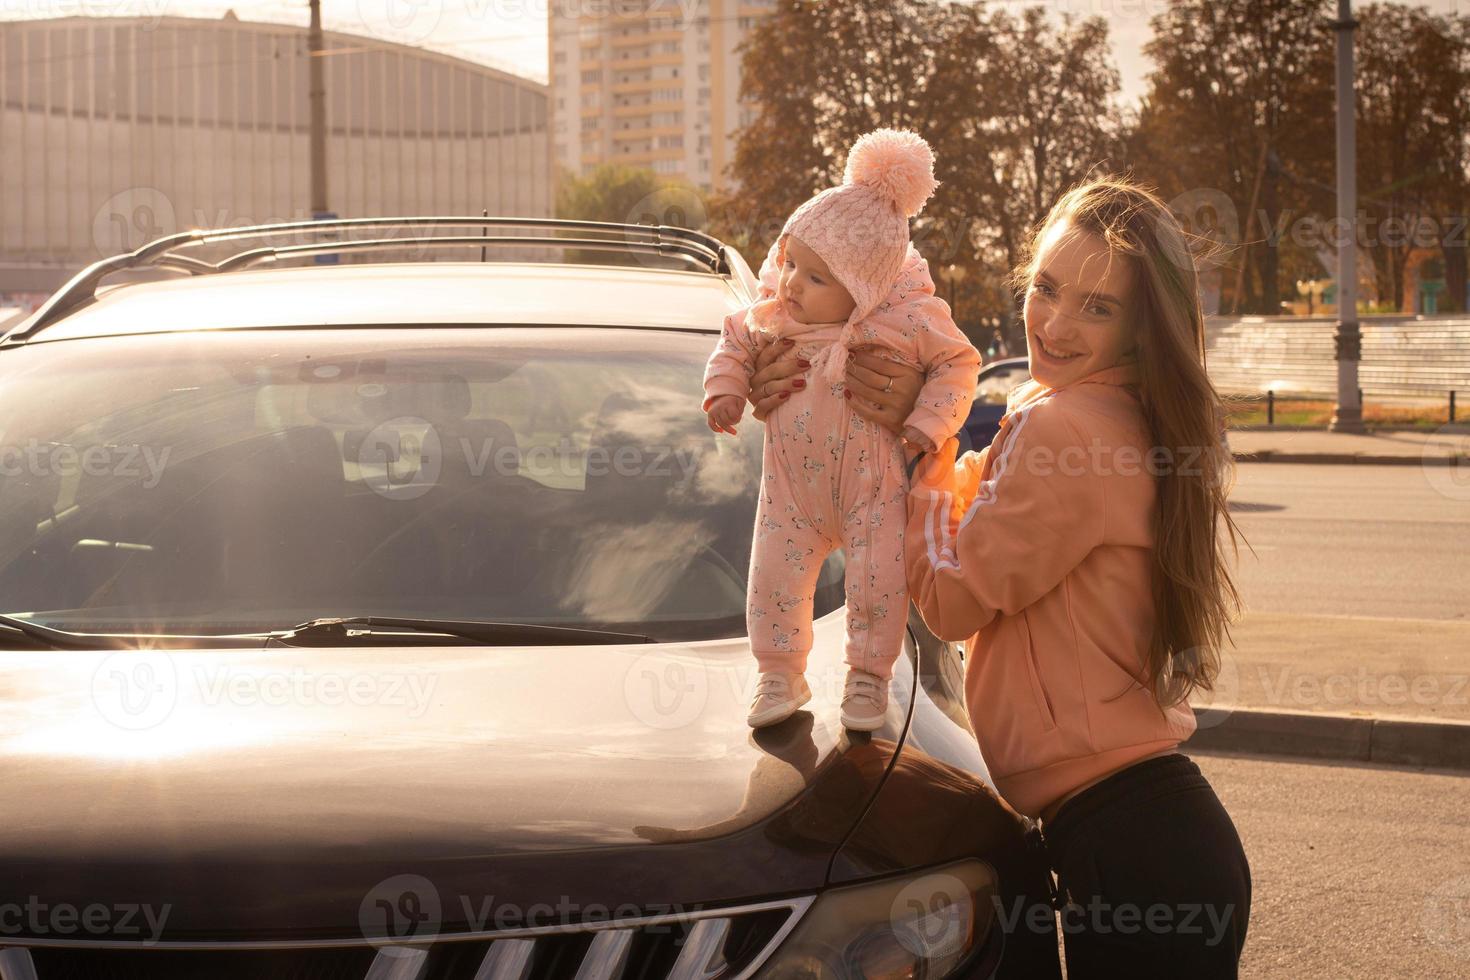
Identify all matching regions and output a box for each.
[743,175,1251,977]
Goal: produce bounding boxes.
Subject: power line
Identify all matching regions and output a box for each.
[0,18,536,78]
[444,9,770,48]
[0,7,788,69]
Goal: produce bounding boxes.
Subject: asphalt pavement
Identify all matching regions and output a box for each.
[1191,458,1470,768]
[1190,750,1470,979]
[1229,426,1470,464]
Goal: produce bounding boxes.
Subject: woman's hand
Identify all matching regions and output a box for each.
[843,346,925,437]
[746,339,812,423]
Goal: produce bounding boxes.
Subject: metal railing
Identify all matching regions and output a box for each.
[1205,314,1470,408]
[1,217,747,347]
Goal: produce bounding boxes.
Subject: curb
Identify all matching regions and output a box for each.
[1230,424,1470,435]
[1189,706,1470,771]
[1232,451,1467,466]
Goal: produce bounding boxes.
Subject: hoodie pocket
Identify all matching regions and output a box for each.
[1017,611,1057,731]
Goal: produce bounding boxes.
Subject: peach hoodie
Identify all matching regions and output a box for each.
[904,361,1196,819]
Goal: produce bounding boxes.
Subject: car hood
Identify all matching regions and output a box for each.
[0,616,910,942]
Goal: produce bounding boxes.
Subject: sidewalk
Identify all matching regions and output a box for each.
[1229,427,1470,465]
[1189,612,1470,770]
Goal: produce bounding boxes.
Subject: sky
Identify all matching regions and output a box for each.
[3,0,1463,100]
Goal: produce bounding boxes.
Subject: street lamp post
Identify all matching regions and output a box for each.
[1296,278,1328,315]
[1329,0,1365,432]
[309,0,328,219]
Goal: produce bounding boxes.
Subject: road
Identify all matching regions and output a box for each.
[1189,750,1470,979]
[1171,467,1470,977]
[1039,468,1469,973]
[1227,463,1469,622]
[1208,463,1470,720]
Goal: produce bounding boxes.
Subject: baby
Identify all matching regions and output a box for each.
[702,129,980,731]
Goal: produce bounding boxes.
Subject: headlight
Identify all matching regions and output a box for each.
[755,860,998,979]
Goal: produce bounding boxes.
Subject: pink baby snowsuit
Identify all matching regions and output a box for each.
[703,240,981,681]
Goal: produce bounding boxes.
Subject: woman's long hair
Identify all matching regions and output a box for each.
[1005,173,1246,710]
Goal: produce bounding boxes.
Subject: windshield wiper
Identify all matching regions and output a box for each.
[267,616,654,647]
[0,614,132,649]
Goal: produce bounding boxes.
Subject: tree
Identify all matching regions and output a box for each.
[717,0,1123,345]
[1134,0,1335,314]
[555,164,706,228]
[554,164,708,266]
[714,0,987,263]
[1355,3,1470,312]
[973,6,1128,345]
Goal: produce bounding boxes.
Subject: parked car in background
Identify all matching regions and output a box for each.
[960,356,1030,455]
[0,219,1060,979]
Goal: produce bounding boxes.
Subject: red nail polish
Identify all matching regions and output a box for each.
[793,379,806,388]
[844,390,851,399]
[798,360,811,368]
[783,339,796,346]
[780,391,790,399]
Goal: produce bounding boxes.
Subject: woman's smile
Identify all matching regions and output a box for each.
[1033,334,1083,364]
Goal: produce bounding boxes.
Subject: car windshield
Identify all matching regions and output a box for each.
[976,363,1029,405]
[0,327,844,642]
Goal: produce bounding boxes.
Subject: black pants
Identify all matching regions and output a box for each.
[1037,752,1251,979]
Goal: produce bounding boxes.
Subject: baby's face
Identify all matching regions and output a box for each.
[778,236,857,324]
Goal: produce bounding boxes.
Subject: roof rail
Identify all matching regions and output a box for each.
[1,216,744,346]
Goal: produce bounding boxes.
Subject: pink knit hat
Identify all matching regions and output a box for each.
[775,128,940,382]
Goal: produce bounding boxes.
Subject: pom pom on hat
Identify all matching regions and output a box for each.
[842,128,939,219]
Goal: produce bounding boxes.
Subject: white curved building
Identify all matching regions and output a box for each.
[0,14,551,295]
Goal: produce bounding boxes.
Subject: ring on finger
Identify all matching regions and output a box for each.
[883,376,894,394]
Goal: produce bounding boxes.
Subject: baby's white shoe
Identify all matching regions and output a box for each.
[747,671,812,728]
[841,668,888,731]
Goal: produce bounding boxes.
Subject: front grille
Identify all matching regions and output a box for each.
[2,898,811,980]
[20,946,376,980]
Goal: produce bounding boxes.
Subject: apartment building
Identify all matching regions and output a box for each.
[549,0,776,193]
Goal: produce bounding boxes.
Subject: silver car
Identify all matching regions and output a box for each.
[0,218,1061,980]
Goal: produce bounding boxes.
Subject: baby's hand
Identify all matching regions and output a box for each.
[901,425,936,453]
[707,395,745,435]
